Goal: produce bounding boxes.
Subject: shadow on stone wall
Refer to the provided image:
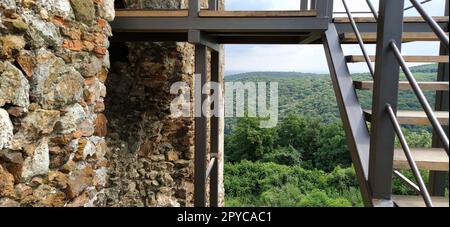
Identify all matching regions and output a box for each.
[105,41,195,207]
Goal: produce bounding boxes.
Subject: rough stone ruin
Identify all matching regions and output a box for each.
[0,0,224,207]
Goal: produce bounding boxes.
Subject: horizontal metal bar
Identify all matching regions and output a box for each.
[342,0,375,78]
[111,17,329,33]
[386,104,434,207]
[110,32,188,42]
[410,0,449,49]
[205,157,217,183]
[391,42,450,154]
[393,170,421,194]
[405,0,432,11]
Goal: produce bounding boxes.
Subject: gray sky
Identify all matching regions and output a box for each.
[224,0,447,74]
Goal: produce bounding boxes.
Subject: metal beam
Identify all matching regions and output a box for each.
[110,32,320,44]
[110,17,329,33]
[323,24,372,207]
[110,32,188,42]
[188,30,220,51]
[369,0,404,206]
[430,0,449,197]
[194,44,208,207]
[209,50,220,207]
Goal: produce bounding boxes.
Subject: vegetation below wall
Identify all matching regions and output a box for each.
[223,64,448,207]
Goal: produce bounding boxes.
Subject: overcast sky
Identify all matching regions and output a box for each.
[224,0,447,74]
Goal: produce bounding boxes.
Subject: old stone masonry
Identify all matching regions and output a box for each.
[0,0,114,207]
[0,0,224,207]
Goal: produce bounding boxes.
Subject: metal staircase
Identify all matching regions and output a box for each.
[326,0,449,207]
[110,0,448,207]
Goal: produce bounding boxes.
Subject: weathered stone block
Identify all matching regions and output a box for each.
[69,0,95,24]
[0,61,30,108]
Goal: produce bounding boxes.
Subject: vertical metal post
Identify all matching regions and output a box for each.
[301,0,308,10]
[311,0,316,10]
[209,0,218,10]
[209,50,220,207]
[316,0,331,18]
[429,0,449,197]
[189,0,200,17]
[369,0,404,205]
[327,0,334,18]
[194,44,208,207]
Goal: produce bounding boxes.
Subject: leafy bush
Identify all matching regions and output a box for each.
[297,190,352,207]
[224,161,363,207]
[262,146,302,166]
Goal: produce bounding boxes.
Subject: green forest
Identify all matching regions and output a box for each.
[223,64,447,207]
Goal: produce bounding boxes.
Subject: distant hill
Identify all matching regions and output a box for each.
[226,64,438,79]
[224,64,438,134]
[226,71,325,81]
[410,64,439,73]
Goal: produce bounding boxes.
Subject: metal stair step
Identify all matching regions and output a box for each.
[342,32,447,43]
[393,195,449,207]
[363,110,449,125]
[346,55,449,63]
[334,16,449,23]
[394,148,449,171]
[354,81,449,91]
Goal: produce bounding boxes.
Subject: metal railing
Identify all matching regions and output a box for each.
[393,170,421,194]
[365,0,379,20]
[404,0,433,11]
[379,0,449,207]
[390,42,450,154]
[205,156,217,184]
[361,0,448,206]
[409,0,449,48]
[386,104,434,207]
[342,0,376,78]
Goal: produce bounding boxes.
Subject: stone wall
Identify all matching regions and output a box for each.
[0,0,114,207]
[105,0,224,207]
[1,0,224,207]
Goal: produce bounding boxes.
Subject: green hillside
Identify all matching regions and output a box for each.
[223,64,445,207]
[224,65,438,133]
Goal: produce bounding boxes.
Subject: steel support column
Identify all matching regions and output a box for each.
[189,0,200,17]
[323,24,372,207]
[429,0,449,197]
[369,0,404,205]
[209,0,218,10]
[194,44,208,207]
[301,0,308,10]
[316,0,332,18]
[209,50,221,207]
[311,0,317,10]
